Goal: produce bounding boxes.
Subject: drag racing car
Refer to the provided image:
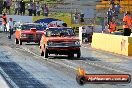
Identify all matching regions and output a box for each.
[40,27,81,58]
[15,23,45,45]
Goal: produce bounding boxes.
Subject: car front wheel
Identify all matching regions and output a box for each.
[44,49,48,58]
[77,50,81,58]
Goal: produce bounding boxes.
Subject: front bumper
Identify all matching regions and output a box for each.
[20,38,40,43]
[46,46,80,54]
[20,34,42,43]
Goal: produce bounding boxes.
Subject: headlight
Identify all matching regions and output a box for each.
[21,33,27,38]
[47,42,53,46]
[75,41,80,45]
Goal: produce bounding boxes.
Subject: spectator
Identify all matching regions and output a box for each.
[36,2,41,16]
[123,11,132,36]
[110,0,114,5]
[3,0,7,9]
[6,0,12,14]
[74,13,79,24]
[20,0,25,15]
[115,3,120,17]
[0,1,3,14]
[28,1,33,16]
[108,18,117,34]
[101,16,107,32]
[107,9,113,25]
[7,18,13,39]
[32,2,36,16]
[79,13,84,25]
[14,0,20,15]
[1,13,7,32]
[42,4,49,17]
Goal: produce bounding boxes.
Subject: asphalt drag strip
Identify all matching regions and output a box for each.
[0,50,48,88]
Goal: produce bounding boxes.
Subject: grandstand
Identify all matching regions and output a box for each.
[96,0,132,13]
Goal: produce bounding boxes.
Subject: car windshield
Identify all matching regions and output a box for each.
[46,28,75,37]
[21,24,44,30]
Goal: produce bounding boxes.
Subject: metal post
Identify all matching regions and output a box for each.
[71,1,73,24]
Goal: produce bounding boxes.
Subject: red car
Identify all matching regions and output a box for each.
[40,27,81,58]
[15,23,45,45]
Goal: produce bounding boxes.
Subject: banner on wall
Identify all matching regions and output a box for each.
[0,15,76,31]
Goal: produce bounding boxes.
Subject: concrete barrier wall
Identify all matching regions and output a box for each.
[91,33,132,56]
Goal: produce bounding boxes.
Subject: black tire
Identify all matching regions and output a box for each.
[38,42,40,45]
[44,49,48,58]
[15,38,19,44]
[41,51,44,56]
[77,50,81,58]
[68,53,74,58]
[19,40,22,45]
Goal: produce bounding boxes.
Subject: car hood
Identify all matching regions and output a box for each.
[21,30,44,34]
[47,36,80,42]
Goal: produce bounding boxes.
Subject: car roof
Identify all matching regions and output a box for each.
[20,23,41,25]
[48,27,72,29]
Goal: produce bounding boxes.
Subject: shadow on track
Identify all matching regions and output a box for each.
[47,55,101,61]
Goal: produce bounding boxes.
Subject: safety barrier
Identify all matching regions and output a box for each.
[91,33,132,56]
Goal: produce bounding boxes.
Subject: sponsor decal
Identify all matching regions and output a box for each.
[76,67,131,85]
[121,39,126,51]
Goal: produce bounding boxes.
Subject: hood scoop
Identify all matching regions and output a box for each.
[30,28,37,32]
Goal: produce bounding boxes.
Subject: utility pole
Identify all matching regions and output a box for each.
[71,0,73,24]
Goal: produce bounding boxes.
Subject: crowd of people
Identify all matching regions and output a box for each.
[73,12,84,25]
[0,0,49,16]
[102,0,132,36]
[107,1,121,25]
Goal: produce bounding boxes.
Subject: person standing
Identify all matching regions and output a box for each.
[36,2,41,16]
[28,1,33,16]
[32,2,36,16]
[14,0,20,15]
[123,11,132,36]
[2,13,7,32]
[6,0,12,14]
[108,19,117,34]
[107,9,113,25]
[0,1,3,14]
[20,0,25,15]
[7,18,13,39]
[101,16,107,32]
[74,13,79,24]
[79,13,84,25]
[42,4,49,17]
[115,3,120,18]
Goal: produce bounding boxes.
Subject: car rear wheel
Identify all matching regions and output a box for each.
[19,40,22,45]
[15,38,19,44]
[77,50,81,58]
[44,49,48,58]
[68,53,74,58]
